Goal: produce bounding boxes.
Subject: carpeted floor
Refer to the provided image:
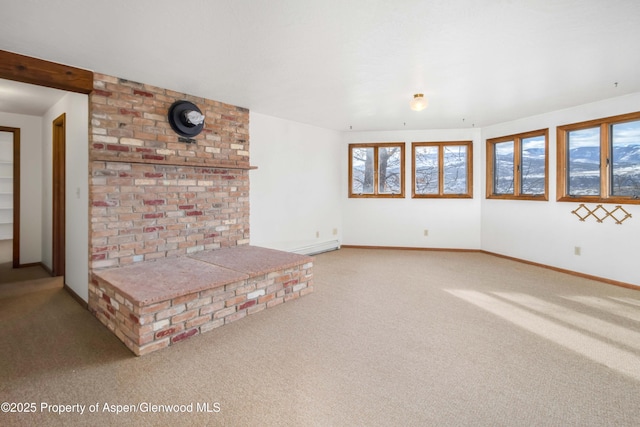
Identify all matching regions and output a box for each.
[1,248,639,426]
[0,262,51,285]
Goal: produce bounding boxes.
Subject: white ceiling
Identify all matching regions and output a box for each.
[1,0,639,131]
[0,79,67,116]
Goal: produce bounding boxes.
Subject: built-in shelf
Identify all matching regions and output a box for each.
[0,223,12,240]
[0,154,12,240]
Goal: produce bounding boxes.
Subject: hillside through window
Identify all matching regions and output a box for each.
[558,112,640,203]
[412,141,473,198]
[486,129,548,200]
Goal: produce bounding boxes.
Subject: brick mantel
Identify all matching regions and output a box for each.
[90,153,257,170]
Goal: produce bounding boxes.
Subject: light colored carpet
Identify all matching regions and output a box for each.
[1,248,639,426]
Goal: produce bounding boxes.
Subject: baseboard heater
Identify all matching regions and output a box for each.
[291,240,340,256]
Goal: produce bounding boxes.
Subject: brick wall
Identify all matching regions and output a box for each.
[89,74,251,270]
[90,73,249,167]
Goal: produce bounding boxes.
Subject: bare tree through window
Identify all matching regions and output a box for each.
[349,143,405,198]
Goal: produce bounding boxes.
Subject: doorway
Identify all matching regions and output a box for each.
[0,51,92,302]
[0,127,20,268]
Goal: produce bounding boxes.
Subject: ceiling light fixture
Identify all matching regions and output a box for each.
[410,93,428,111]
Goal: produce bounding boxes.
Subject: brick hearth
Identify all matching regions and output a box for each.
[90,246,313,356]
[87,74,314,355]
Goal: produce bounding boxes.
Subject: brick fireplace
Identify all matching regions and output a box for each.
[87,74,313,355]
[89,73,252,268]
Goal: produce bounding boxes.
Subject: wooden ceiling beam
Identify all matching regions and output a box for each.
[0,50,93,94]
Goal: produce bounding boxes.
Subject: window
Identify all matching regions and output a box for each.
[557,111,640,203]
[486,129,548,200]
[349,143,405,198]
[412,141,473,198]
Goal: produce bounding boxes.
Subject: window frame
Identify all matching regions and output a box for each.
[557,111,640,204]
[348,142,405,198]
[486,129,549,201]
[411,141,473,199]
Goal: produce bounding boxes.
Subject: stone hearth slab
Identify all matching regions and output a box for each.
[94,257,248,306]
[189,245,312,276]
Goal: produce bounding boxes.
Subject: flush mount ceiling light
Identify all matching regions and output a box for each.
[410,93,428,111]
[168,100,206,137]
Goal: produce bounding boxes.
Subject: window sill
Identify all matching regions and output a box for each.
[486,195,548,201]
[557,196,640,205]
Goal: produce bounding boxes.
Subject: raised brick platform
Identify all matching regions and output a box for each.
[89,246,313,356]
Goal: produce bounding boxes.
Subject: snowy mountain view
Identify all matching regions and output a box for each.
[568,144,640,196]
[351,121,640,198]
[414,145,468,195]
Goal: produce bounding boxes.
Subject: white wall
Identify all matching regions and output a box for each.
[0,111,43,264]
[42,93,89,300]
[481,92,640,286]
[342,128,483,249]
[236,95,640,287]
[250,112,343,253]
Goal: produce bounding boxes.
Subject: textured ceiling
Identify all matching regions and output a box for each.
[1,0,639,130]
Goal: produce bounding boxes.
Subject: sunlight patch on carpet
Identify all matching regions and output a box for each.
[563,296,640,322]
[446,289,640,382]
[494,292,640,352]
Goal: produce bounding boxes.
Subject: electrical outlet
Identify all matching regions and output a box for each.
[316,231,320,238]
[574,246,581,256]
[424,229,429,237]
[333,228,338,235]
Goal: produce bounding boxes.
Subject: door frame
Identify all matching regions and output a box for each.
[0,50,92,276]
[52,114,66,277]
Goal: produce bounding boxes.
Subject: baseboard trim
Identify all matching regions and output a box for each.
[18,261,55,277]
[339,245,640,291]
[340,245,478,253]
[18,261,43,269]
[481,250,640,291]
[39,262,53,276]
[64,283,88,309]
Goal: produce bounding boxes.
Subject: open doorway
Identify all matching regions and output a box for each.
[0,51,92,302]
[0,127,19,268]
[0,85,68,278]
[0,102,75,287]
[0,125,51,285]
